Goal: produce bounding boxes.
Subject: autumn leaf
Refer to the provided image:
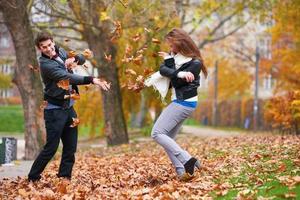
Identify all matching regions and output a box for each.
[136,75,144,83]
[144,27,151,33]
[110,20,122,42]
[104,53,112,62]
[125,45,132,56]
[57,79,70,90]
[100,11,110,21]
[144,68,154,76]
[133,54,143,65]
[83,49,93,59]
[132,33,141,42]
[64,93,80,100]
[70,117,80,128]
[125,69,137,76]
[68,50,77,58]
[152,38,161,44]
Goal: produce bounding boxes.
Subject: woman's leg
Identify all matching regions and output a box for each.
[164,120,185,175]
[151,102,195,167]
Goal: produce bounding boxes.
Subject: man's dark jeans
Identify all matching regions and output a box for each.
[28,107,78,181]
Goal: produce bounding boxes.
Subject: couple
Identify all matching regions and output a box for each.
[28,28,208,182]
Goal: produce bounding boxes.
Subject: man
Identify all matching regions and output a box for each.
[28,32,110,182]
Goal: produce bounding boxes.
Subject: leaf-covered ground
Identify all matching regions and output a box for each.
[1,134,300,199]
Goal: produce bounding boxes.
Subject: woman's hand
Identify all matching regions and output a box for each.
[93,78,111,91]
[158,51,170,58]
[179,72,194,82]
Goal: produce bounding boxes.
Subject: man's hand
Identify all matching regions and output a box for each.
[65,57,77,69]
[93,78,111,91]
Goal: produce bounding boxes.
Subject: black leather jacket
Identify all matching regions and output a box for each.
[159,57,202,100]
[39,46,93,108]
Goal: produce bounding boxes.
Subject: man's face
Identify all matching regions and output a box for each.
[38,39,56,58]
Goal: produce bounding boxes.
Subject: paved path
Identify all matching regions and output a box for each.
[0,126,242,179]
[182,125,242,137]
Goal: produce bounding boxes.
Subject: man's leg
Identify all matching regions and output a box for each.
[28,109,68,181]
[58,107,78,179]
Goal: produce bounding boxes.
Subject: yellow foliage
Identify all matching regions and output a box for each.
[74,87,103,138]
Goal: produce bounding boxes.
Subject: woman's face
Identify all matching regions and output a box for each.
[166,38,178,54]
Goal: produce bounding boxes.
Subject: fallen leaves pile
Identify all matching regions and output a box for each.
[1,134,300,199]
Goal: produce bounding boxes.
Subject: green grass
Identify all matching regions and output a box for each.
[0,105,24,134]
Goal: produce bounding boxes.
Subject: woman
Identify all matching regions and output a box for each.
[149,28,208,181]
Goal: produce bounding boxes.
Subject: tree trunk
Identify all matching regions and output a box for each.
[0,0,45,159]
[83,30,128,145]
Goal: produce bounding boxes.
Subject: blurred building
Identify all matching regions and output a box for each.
[0,23,19,99]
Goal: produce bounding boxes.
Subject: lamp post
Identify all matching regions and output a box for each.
[253,43,260,131]
[213,60,219,126]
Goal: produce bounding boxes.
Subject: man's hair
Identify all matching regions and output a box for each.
[35,32,53,47]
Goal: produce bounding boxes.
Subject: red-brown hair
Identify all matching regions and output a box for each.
[165,28,208,78]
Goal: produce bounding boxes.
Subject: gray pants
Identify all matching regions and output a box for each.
[151,102,195,175]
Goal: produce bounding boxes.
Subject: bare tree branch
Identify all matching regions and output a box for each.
[118,0,128,8]
[230,46,255,65]
[199,18,251,49]
[186,5,222,34]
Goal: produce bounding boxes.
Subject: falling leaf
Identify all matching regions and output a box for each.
[70,117,80,128]
[152,38,161,44]
[144,28,151,33]
[143,68,154,76]
[132,33,141,42]
[83,49,93,59]
[125,69,137,76]
[133,54,143,65]
[68,50,77,58]
[110,21,122,42]
[152,52,158,57]
[104,53,112,62]
[64,93,80,100]
[136,75,144,83]
[100,11,110,21]
[57,79,70,90]
[125,45,132,56]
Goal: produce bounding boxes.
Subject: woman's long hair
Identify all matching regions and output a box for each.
[165,28,208,78]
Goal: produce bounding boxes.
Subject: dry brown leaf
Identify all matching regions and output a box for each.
[70,118,80,128]
[68,50,77,58]
[125,69,137,76]
[83,49,93,59]
[152,38,161,44]
[104,53,112,62]
[57,79,70,90]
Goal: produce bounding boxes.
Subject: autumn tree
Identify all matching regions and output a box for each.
[0,0,45,159]
[263,0,300,134]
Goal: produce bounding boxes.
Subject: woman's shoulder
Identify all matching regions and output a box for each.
[190,58,203,66]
